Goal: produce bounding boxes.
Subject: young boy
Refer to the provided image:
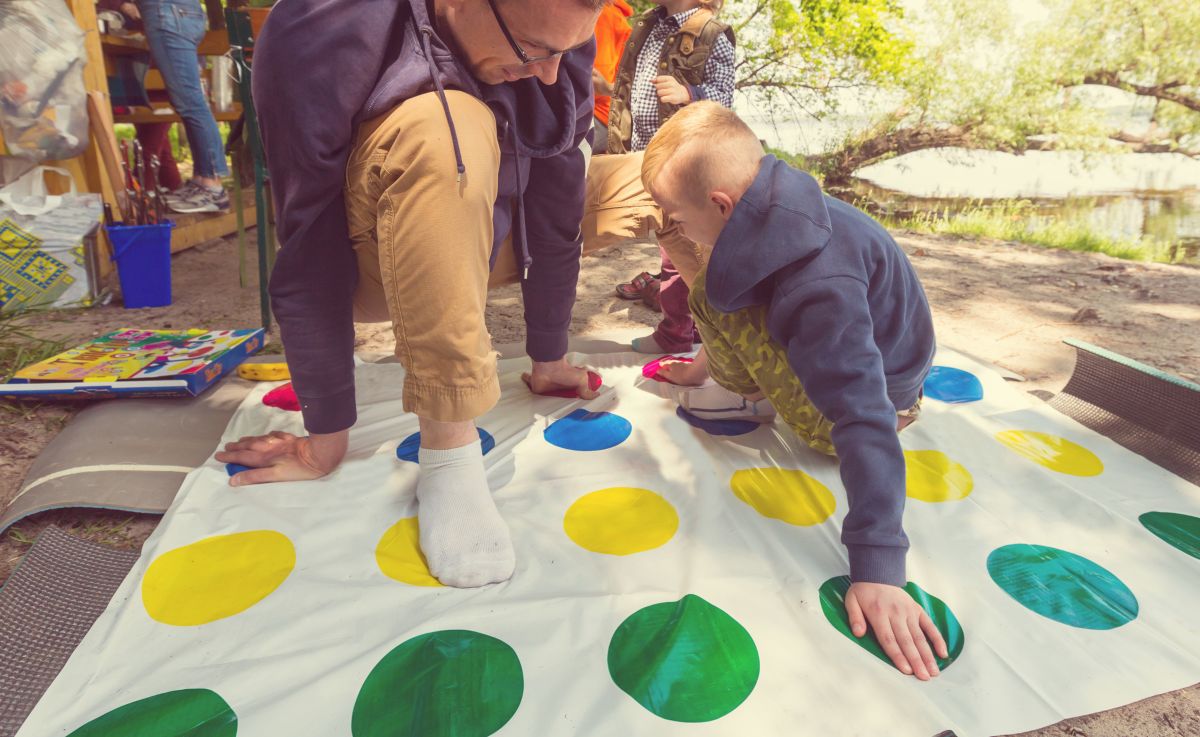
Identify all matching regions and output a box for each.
[642,102,949,681]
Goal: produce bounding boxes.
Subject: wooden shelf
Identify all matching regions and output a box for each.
[113,104,242,125]
[170,188,259,254]
[101,30,231,57]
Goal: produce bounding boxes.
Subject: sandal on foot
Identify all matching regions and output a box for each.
[615,271,657,300]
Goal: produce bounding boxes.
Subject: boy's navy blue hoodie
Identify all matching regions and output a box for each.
[706,155,936,587]
[252,0,594,434]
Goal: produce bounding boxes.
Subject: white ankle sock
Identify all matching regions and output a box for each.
[416,439,515,588]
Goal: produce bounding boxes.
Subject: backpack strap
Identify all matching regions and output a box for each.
[677,8,714,54]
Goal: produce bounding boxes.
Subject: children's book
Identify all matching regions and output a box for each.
[0,328,264,399]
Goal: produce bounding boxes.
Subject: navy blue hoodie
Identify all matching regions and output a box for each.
[706,155,936,586]
[252,0,595,433]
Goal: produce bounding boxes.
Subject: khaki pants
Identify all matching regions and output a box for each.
[343,96,702,422]
[582,150,707,286]
[345,91,501,422]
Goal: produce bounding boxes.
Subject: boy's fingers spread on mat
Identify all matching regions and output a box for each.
[909,618,940,677]
[897,625,930,680]
[846,589,868,637]
[869,614,912,675]
[920,611,950,659]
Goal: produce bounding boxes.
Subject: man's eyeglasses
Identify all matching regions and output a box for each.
[486,0,591,66]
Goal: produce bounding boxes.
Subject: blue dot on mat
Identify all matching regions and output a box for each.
[986,543,1138,630]
[675,406,758,437]
[544,409,632,451]
[226,463,252,476]
[396,428,496,463]
[924,366,984,403]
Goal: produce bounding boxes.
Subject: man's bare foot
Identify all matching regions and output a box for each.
[522,358,600,400]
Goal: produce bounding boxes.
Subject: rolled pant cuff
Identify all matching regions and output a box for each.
[526,328,569,363]
[403,376,501,423]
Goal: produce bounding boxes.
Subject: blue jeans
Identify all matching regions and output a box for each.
[140,0,228,178]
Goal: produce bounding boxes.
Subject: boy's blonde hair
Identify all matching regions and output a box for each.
[642,101,764,205]
[699,0,724,12]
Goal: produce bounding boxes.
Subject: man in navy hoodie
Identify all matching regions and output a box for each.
[641,102,949,680]
[216,0,607,588]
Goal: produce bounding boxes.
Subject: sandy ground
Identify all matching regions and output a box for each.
[1,230,1197,736]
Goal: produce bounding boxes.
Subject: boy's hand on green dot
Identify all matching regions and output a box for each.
[845,581,950,681]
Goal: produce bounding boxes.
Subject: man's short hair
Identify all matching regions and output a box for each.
[642,102,764,204]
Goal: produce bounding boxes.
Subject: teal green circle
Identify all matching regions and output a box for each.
[818,576,965,670]
[66,689,236,736]
[1139,511,1200,560]
[607,594,759,722]
[352,630,523,737]
[987,544,1138,629]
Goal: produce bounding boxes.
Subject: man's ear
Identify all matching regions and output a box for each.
[712,191,736,221]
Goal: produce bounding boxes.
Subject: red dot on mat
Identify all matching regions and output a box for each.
[263,383,301,412]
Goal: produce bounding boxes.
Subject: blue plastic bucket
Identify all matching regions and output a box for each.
[107,220,174,308]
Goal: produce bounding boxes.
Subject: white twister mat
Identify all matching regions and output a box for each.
[17,347,1200,737]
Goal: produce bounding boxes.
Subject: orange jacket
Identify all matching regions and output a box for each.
[593,0,634,125]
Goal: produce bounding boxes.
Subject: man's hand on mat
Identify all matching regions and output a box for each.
[216,429,348,486]
[846,581,949,681]
[523,358,600,400]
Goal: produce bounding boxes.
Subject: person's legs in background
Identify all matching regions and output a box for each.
[135,122,182,191]
[583,151,706,353]
[635,247,699,353]
[141,0,229,213]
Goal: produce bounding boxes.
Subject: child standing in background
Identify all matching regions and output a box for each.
[599,0,735,356]
[590,0,634,155]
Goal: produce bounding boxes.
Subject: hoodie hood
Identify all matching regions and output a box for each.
[705,155,834,313]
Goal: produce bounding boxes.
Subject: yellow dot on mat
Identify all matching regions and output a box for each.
[995,430,1104,476]
[142,530,295,626]
[564,487,679,556]
[376,517,443,587]
[730,468,836,526]
[905,450,974,502]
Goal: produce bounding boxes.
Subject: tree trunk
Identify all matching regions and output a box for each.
[805,124,978,185]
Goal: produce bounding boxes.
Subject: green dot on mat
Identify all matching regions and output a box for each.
[819,576,965,671]
[65,689,236,737]
[607,594,759,722]
[1139,511,1200,560]
[987,544,1138,630]
[352,630,523,737]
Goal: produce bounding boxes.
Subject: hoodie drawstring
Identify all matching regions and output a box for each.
[420,26,532,281]
[420,27,465,184]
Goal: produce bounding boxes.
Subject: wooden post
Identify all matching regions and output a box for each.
[44,0,120,276]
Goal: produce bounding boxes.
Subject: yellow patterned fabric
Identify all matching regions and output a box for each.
[0,218,75,311]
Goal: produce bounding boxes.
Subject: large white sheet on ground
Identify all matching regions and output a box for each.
[17,347,1200,737]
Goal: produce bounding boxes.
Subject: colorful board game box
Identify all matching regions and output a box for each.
[0,328,264,399]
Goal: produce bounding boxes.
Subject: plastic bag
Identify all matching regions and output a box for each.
[0,0,89,164]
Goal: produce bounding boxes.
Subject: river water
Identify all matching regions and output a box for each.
[746,117,1200,265]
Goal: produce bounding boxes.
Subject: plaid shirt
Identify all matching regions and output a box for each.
[629,8,736,151]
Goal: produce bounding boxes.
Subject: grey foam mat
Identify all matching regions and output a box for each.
[0,526,140,737]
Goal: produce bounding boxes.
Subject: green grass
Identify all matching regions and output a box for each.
[881,200,1179,263]
[0,309,68,384]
